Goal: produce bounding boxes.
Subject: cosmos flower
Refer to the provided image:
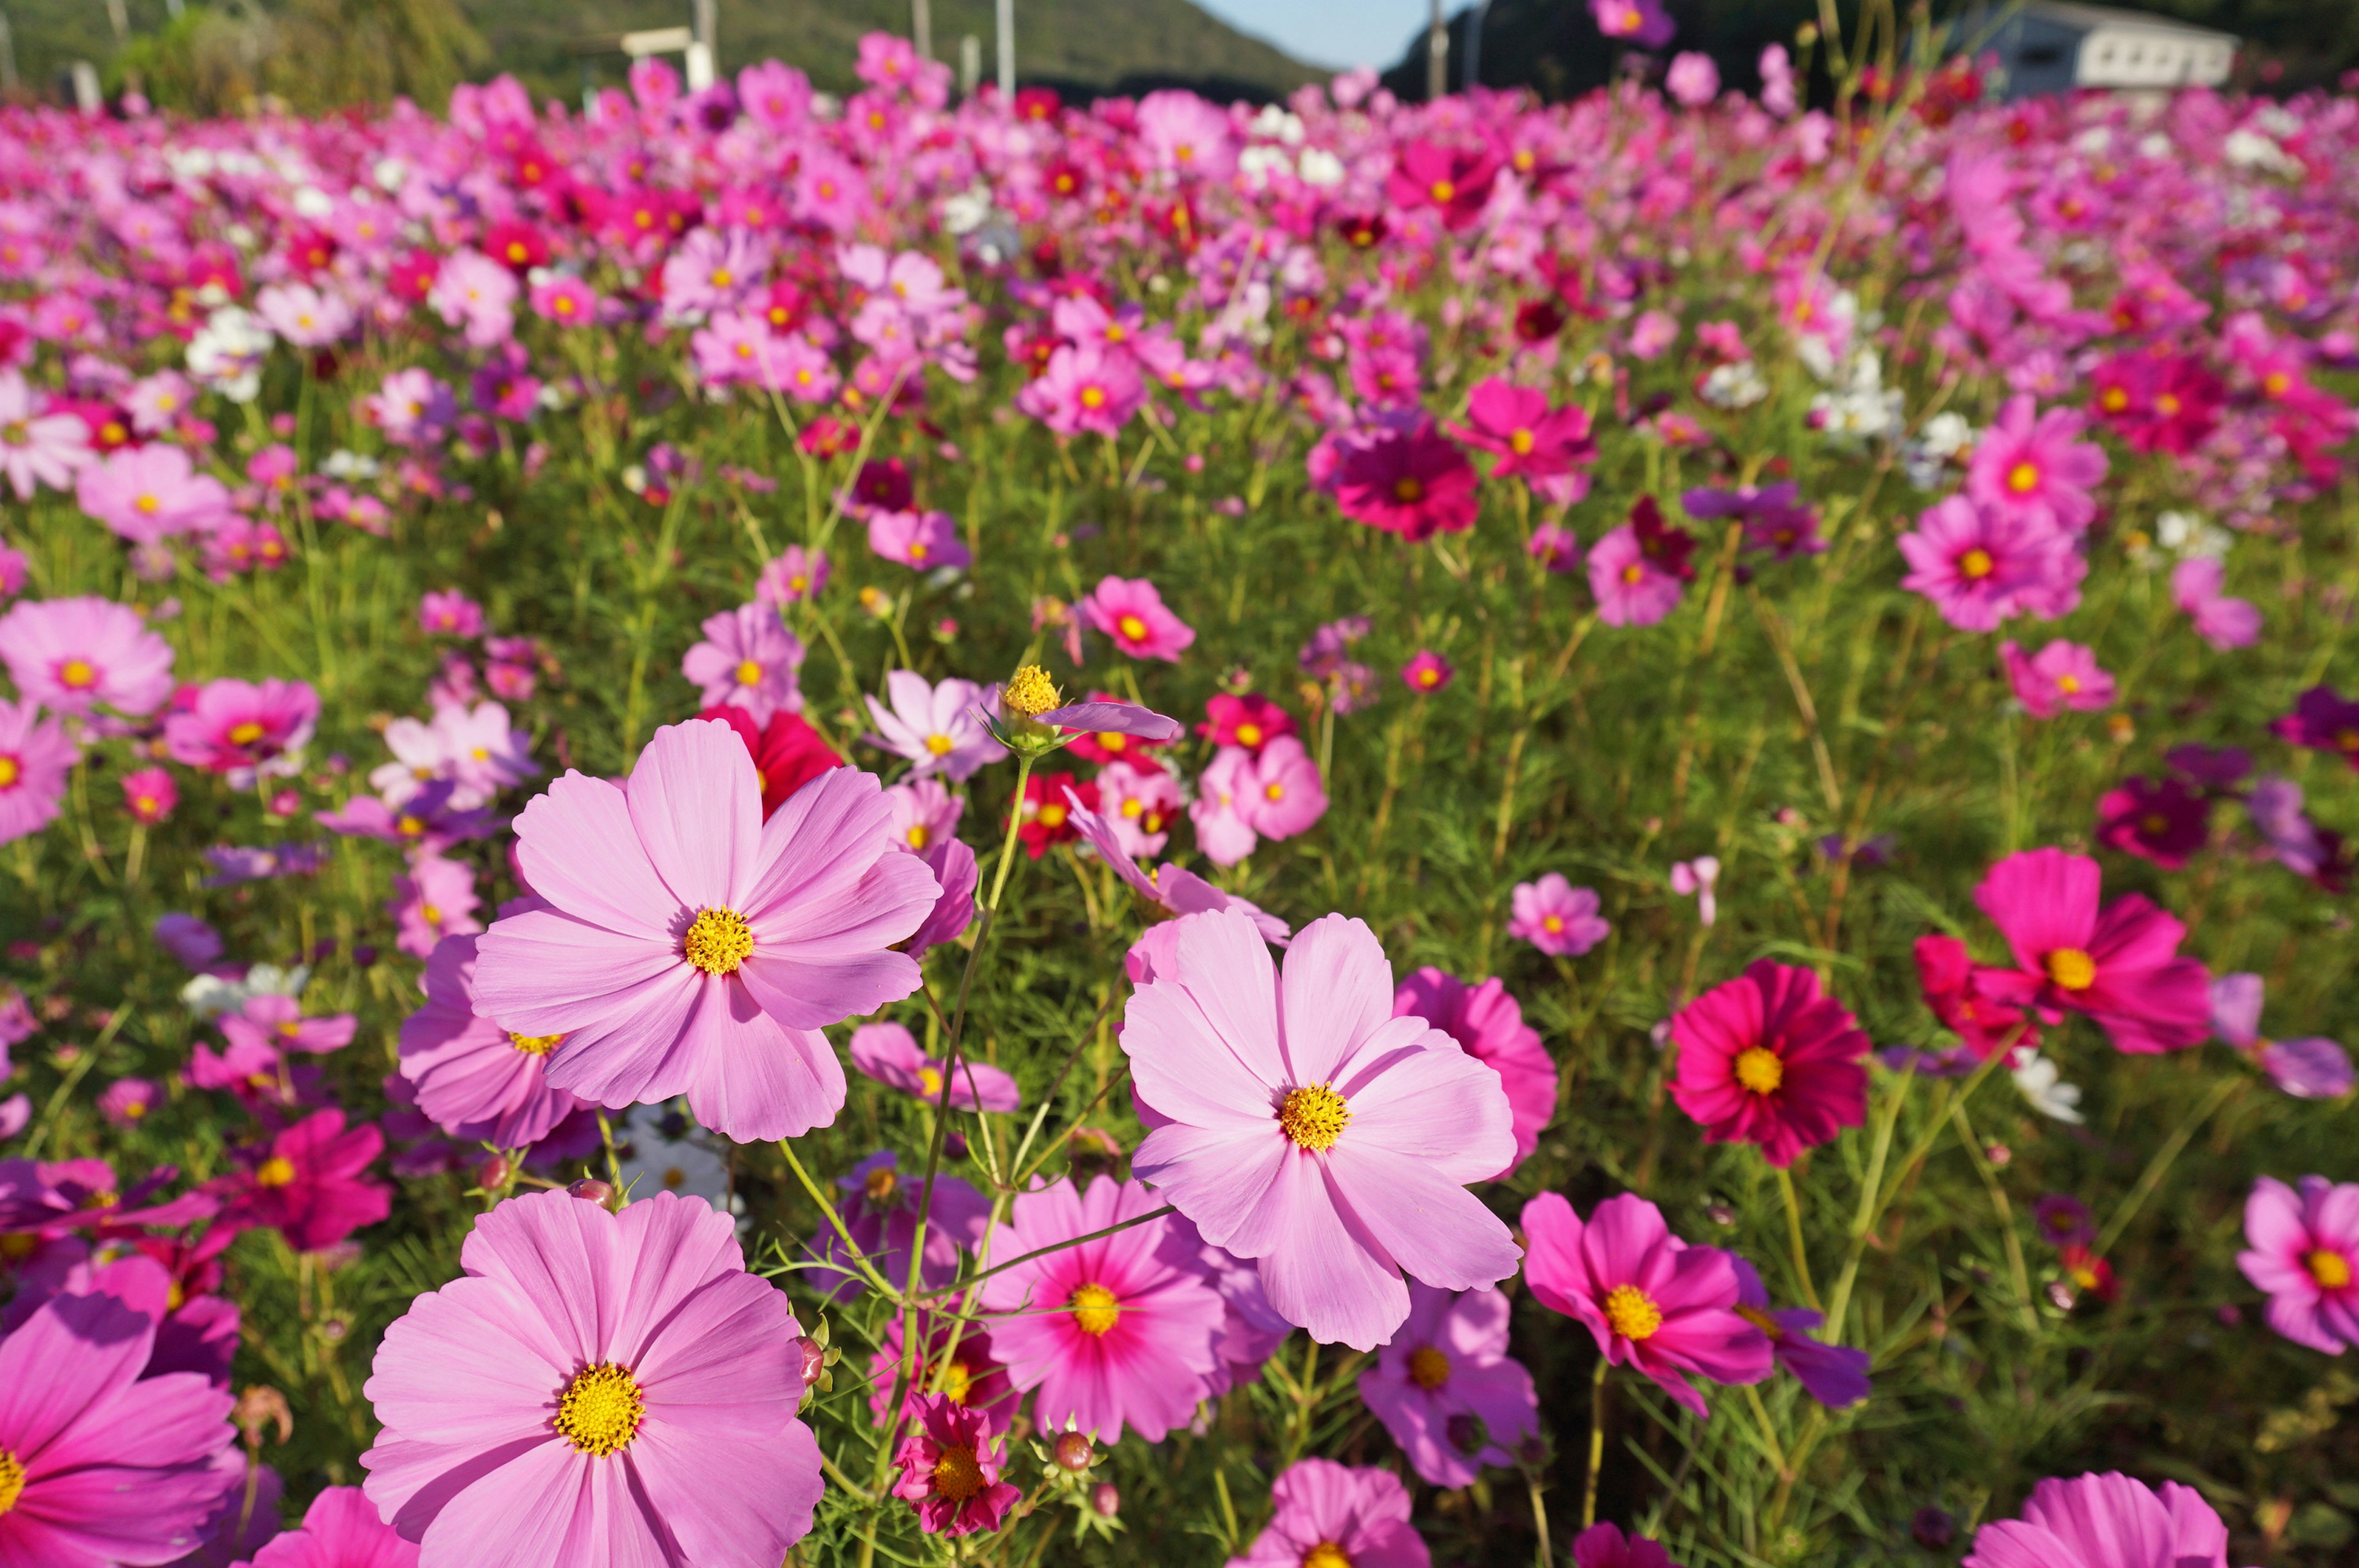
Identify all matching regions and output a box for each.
[0,696,78,845]
[1897,497,2081,633]
[1506,874,1610,957]
[2239,1174,2359,1354]
[1401,650,1454,693]
[681,603,805,725]
[1967,395,2108,536]
[867,509,970,571]
[2209,972,2352,1100]
[1355,1282,1539,1488]
[1730,1257,1870,1408]
[219,1109,391,1254]
[2000,639,2114,719]
[1961,1471,2237,1568]
[1331,421,1479,542]
[1079,575,1196,663]
[891,1394,1020,1539]
[807,1150,992,1301]
[162,678,318,778]
[0,595,175,716]
[388,854,482,961]
[2094,776,2208,870]
[1226,1459,1430,1568]
[847,1020,1020,1112]
[863,671,1006,780]
[1393,967,1556,1177]
[397,934,583,1149]
[1669,961,1871,1169]
[1971,848,2211,1055]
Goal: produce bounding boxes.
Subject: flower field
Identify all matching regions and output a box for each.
[5,15,2359,1567]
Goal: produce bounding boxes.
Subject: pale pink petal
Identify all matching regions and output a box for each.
[512,774,678,940]
[1277,914,1397,1086]
[1326,1147,1520,1293]
[627,720,763,911]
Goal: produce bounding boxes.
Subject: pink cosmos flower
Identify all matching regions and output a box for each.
[221,993,356,1058]
[1238,735,1328,840]
[362,1190,822,1567]
[530,274,598,327]
[757,545,829,606]
[1356,1283,1539,1488]
[1667,50,1721,105]
[2238,1174,2359,1354]
[867,509,969,571]
[472,720,938,1142]
[366,368,458,447]
[807,1151,992,1301]
[241,1484,413,1567]
[2094,776,2208,870]
[1385,139,1501,231]
[891,1394,1020,1539]
[2210,973,2352,1100]
[1018,341,1145,437]
[1521,1190,1773,1416]
[681,603,805,725]
[1962,1471,2241,1568]
[1591,0,1675,47]
[1573,1523,1683,1568]
[1897,497,2080,633]
[1529,523,1583,574]
[389,854,482,961]
[848,1020,1020,1112]
[0,369,92,499]
[2000,639,2114,719]
[1507,873,1610,956]
[0,1292,239,1567]
[1971,848,2212,1055]
[1670,961,1870,1168]
[1730,1257,1870,1408]
[75,443,230,542]
[163,678,318,776]
[1401,651,1455,693]
[255,282,353,348]
[0,696,76,845]
[1092,760,1182,859]
[1122,910,1520,1350]
[1587,523,1684,627]
[1079,575,1195,663]
[418,590,483,638]
[2171,557,2261,650]
[398,933,584,1149]
[885,777,964,853]
[0,595,174,716]
[1449,380,1597,490]
[1332,422,1480,542]
[98,1075,159,1128]
[1394,967,1556,1177]
[1968,395,2108,536]
[864,671,1006,781]
[978,1175,1227,1442]
[2271,686,2359,770]
[221,1109,391,1253]
[1226,1459,1429,1568]
[1138,88,1237,180]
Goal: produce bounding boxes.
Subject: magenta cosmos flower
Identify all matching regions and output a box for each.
[1587,521,1686,627]
[0,1292,239,1567]
[0,596,175,717]
[978,1174,1227,1441]
[397,933,583,1149]
[848,1021,1020,1112]
[2001,639,2114,719]
[1573,1523,1682,1568]
[221,1109,390,1253]
[362,1190,822,1568]
[1591,0,1675,47]
[2094,776,2208,870]
[1730,1257,1870,1408]
[680,603,804,725]
[1356,1282,1538,1488]
[1227,1459,1429,1568]
[162,678,318,776]
[1968,394,2108,536]
[472,719,938,1142]
[1401,650,1454,693]
[0,697,76,846]
[1122,910,1520,1350]
[1448,380,1596,485]
[1017,341,1145,437]
[245,1485,416,1568]
[1962,1471,2241,1568]
[1669,961,1871,1169]
[1393,967,1557,1176]
[1507,873,1610,957]
[2238,1174,2359,1354]
[1079,574,1195,663]
[891,1394,1020,1539]
[1897,497,2079,633]
[1971,848,2211,1055]
[867,509,970,571]
[1521,1191,1772,1416]
[1332,421,1479,542]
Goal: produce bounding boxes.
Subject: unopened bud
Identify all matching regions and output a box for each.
[476,1153,512,1190]
[793,1335,826,1391]
[567,1178,613,1204]
[1054,1430,1093,1472]
[1090,1481,1120,1518]
[234,1385,294,1447]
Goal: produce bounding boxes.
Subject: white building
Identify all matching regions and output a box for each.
[1963,2,2238,99]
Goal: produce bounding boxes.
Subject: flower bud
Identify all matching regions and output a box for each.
[476,1153,512,1190]
[1054,1430,1093,1472]
[567,1178,613,1204]
[234,1384,294,1447]
[793,1335,827,1390]
[1090,1481,1120,1518]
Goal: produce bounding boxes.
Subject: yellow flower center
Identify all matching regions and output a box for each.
[1235,723,1263,747]
[1302,1543,1353,1568]
[2044,947,2097,992]
[1079,385,1108,409]
[1003,664,1062,717]
[2155,392,2180,416]
[2264,372,2291,397]
[1958,548,1995,580]
[906,824,931,849]
[254,1156,297,1188]
[1393,476,1425,504]
[1509,428,1535,454]
[0,1450,21,1517]
[421,905,442,926]
[1036,803,1068,829]
[397,815,424,837]
[1430,178,1456,203]
[2006,461,2040,494]
[2309,1249,2352,1290]
[553,1363,645,1457]
[1603,1283,1664,1341]
[509,1032,562,1056]
[710,268,734,288]
[1542,914,1564,933]
[1278,1084,1350,1151]
[2101,387,2129,412]
[1734,1047,1784,1094]
[0,755,24,789]
[918,1066,944,1097]
[1621,563,1645,584]
[866,1166,899,1204]
[734,659,764,687]
[1118,614,1150,642]
[2057,674,2080,694]
[1263,782,1286,803]
[934,1356,975,1403]
[1407,1345,1450,1391]
[227,721,266,746]
[1071,1282,1121,1336]
[933,1443,986,1502]
[135,493,160,514]
[684,908,754,975]
[58,658,95,688]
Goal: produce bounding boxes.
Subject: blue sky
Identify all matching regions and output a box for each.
[1192,0,1438,71]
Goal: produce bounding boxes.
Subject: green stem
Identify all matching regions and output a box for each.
[1581,1357,1611,1529]
[1774,1164,1821,1311]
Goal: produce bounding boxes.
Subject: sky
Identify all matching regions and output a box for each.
[1191,0,1438,71]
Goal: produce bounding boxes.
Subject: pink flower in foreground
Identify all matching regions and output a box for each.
[397,933,583,1149]
[1521,1190,1773,1416]
[848,1020,1020,1112]
[362,1191,822,1568]
[0,1292,238,1567]
[891,1394,1020,1539]
[1079,574,1195,663]
[1507,873,1610,956]
[246,1484,417,1567]
[1968,394,2108,536]
[1226,1459,1430,1568]
[1669,961,1871,1169]
[1122,910,1519,1350]
[1962,1471,2238,1568]
[1971,848,2212,1055]
[1393,967,1557,1176]
[473,720,937,1142]
[1356,1282,1538,1488]
[0,696,79,845]
[978,1175,1227,1442]
[2000,639,2113,719]
[681,602,805,725]
[0,595,175,716]
[163,677,318,776]
[221,1109,390,1254]
[2238,1174,2359,1354]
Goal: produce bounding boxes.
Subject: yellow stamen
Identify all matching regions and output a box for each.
[932,1444,986,1502]
[1302,1542,1353,1568]
[553,1363,644,1457]
[734,659,764,687]
[58,658,95,688]
[1407,1345,1450,1391]
[1958,548,1995,580]
[1734,1047,1784,1095]
[1071,1283,1121,1336]
[1118,614,1150,642]
[227,722,266,746]
[254,1156,297,1188]
[0,1450,21,1517]
[2006,461,2040,494]
[509,1032,562,1056]
[1003,665,1062,717]
[1278,1084,1350,1151]
[918,1066,944,1098]
[2309,1249,2352,1290]
[866,1166,899,1204]
[2045,948,2096,991]
[1603,1283,1664,1341]
[684,908,754,975]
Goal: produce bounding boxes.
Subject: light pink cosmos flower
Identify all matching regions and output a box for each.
[254,282,354,348]
[1962,1470,2243,1568]
[1238,735,1327,840]
[1666,51,1721,106]
[1508,873,1610,956]
[1017,341,1146,437]
[682,603,805,725]
[1093,759,1181,860]
[2171,557,2261,650]
[864,670,1006,781]
[867,509,970,571]
[432,700,538,806]
[1395,968,1556,1177]
[75,443,230,542]
[2000,639,2115,719]
[1122,910,1520,1350]
[530,274,598,327]
[1136,88,1237,181]
[0,696,78,845]
[418,590,483,638]
[362,1190,823,1568]
[1968,394,2108,536]
[978,1174,1227,1442]
[0,595,174,716]
[1189,745,1261,866]
[424,249,517,348]
[1226,1459,1428,1568]
[757,545,829,606]
[242,1484,415,1568]
[689,311,777,389]
[367,368,457,447]
[165,677,318,778]
[0,369,90,499]
[222,993,356,1058]
[1357,1282,1539,1488]
[388,854,482,961]
[472,719,938,1142]
[2238,1174,2359,1354]
[848,1020,1020,1112]
[1898,496,2081,633]
[660,227,772,319]
[884,776,964,852]
[1079,574,1195,663]
[1587,524,1686,627]
[398,933,584,1149]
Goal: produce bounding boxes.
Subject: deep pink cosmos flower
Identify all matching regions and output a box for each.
[2239,1175,2359,1354]
[163,678,319,776]
[1226,1459,1429,1568]
[1332,422,1480,542]
[1449,380,1597,488]
[1506,873,1610,956]
[472,720,937,1142]
[1393,967,1557,1176]
[0,1292,238,1567]
[1356,1283,1538,1488]
[1401,651,1454,693]
[867,509,970,571]
[891,1394,1020,1539]
[1385,140,1503,231]
[1731,1257,1870,1408]
[681,603,805,725]
[221,1109,390,1253]
[222,993,356,1058]
[1898,497,2081,633]
[1122,910,1520,1350]
[1018,341,1145,437]
[245,1485,417,1568]
[2171,558,2260,651]
[1962,1471,2242,1568]
[1079,575,1195,663]
[1591,0,1675,47]
[417,590,482,638]
[1669,961,1870,1168]
[978,1175,1227,1442]
[1971,848,2212,1055]
[1521,1190,1773,1416]
[1913,934,2036,1059]
[74,443,229,542]
[2095,776,2209,870]
[807,1151,992,1301]
[2000,639,2114,719]
[1572,1523,1682,1568]
[0,696,77,845]
[122,766,178,824]
[1968,395,2108,536]
[362,1190,823,1568]
[2269,687,2359,770]
[1198,693,1295,753]
[397,934,584,1149]
[0,595,174,717]
[848,1020,1020,1112]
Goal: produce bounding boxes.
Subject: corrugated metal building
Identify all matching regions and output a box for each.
[1961,2,2238,98]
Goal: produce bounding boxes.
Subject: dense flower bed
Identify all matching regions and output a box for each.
[2,21,2359,1567]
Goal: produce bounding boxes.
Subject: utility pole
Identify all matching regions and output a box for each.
[960,34,980,97]
[1465,0,1490,90]
[1425,0,1447,101]
[0,13,17,96]
[687,0,716,90]
[996,0,1014,99]
[912,0,931,61]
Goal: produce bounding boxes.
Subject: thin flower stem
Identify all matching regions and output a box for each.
[1581,1357,1610,1529]
[1525,1468,1557,1568]
[1741,1383,1789,1475]
[913,1205,1173,1301]
[775,1139,899,1300]
[1948,1098,2036,1333]
[2092,1074,2245,1257]
[1774,1164,1821,1311]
